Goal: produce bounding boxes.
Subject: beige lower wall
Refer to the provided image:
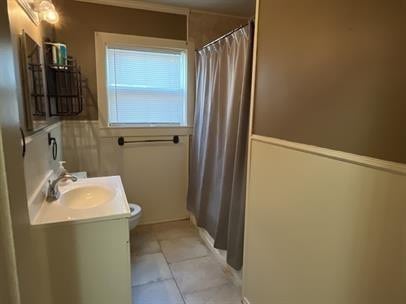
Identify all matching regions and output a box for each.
[24,123,62,203]
[61,121,189,224]
[243,137,406,304]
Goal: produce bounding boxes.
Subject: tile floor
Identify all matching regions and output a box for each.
[130,219,242,304]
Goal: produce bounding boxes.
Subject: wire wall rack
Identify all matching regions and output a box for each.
[44,46,84,116]
[28,62,46,116]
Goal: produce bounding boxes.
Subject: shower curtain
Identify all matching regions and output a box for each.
[187,24,253,270]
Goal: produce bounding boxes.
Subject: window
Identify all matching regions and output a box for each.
[95,33,193,128]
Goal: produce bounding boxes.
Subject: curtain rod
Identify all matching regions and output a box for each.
[196,20,254,52]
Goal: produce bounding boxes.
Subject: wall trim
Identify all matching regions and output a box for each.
[61,120,193,137]
[139,216,189,226]
[61,120,99,125]
[75,0,250,18]
[242,297,251,304]
[17,0,40,25]
[242,0,260,300]
[251,134,406,176]
[25,121,61,144]
[75,0,190,15]
[190,9,249,19]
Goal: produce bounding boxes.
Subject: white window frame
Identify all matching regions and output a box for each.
[95,32,195,132]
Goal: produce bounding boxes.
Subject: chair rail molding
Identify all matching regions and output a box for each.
[251,134,406,176]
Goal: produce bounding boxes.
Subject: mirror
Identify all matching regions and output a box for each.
[20,30,48,132]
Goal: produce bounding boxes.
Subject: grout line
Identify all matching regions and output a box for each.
[161,245,187,304]
[132,222,236,303]
[131,278,177,289]
[133,225,187,302]
[130,252,173,288]
[181,282,238,298]
[166,252,211,266]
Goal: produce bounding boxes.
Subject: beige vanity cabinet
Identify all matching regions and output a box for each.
[34,218,131,304]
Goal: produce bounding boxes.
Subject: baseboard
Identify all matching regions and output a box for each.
[139,216,189,226]
[189,214,243,287]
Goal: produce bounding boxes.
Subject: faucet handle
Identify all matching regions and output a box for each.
[64,174,78,182]
[46,174,77,202]
[57,161,68,177]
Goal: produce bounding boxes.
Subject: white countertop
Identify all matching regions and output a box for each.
[32,176,131,226]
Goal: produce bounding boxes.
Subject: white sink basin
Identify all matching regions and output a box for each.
[60,185,115,210]
[31,176,131,226]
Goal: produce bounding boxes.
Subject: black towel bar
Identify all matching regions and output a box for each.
[117,136,179,146]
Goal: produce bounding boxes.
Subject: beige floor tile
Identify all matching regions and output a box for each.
[160,237,209,263]
[131,240,161,259]
[131,226,161,257]
[183,283,242,304]
[153,220,192,230]
[132,279,184,304]
[170,256,230,294]
[132,236,160,257]
[132,253,172,286]
[135,224,155,233]
[153,220,198,241]
[131,226,157,244]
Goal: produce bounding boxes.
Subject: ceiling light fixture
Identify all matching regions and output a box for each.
[32,0,59,24]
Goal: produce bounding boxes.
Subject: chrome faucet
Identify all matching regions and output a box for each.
[47,173,78,202]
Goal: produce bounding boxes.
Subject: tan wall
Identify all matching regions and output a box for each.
[189,11,247,49]
[53,0,187,120]
[53,0,247,120]
[253,0,406,163]
[7,0,63,207]
[3,1,58,303]
[8,0,54,132]
[244,1,406,302]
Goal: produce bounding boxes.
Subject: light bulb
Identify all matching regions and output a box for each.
[36,1,59,24]
[38,1,54,16]
[44,9,59,24]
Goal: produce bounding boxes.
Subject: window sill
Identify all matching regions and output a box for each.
[98,124,193,138]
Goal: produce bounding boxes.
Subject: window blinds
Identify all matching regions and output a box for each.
[106,47,187,125]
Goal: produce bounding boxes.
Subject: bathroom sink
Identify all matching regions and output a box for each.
[32,176,130,226]
[60,185,115,210]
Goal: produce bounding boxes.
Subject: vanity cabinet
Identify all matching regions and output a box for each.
[35,218,131,304]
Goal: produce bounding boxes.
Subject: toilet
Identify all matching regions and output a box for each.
[128,203,142,230]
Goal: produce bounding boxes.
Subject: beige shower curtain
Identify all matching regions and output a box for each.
[187,24,253,270]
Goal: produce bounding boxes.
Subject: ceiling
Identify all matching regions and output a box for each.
[137,0,255,17]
